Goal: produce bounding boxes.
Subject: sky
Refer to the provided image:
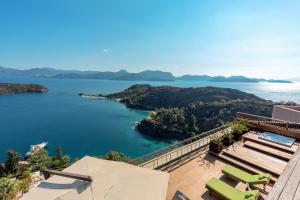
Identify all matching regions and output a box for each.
[0,0,299,79]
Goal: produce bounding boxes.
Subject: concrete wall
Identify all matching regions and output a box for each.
[272,105,300,123]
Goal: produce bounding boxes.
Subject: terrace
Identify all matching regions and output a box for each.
[22,111,300,200]
[137,112,300,200]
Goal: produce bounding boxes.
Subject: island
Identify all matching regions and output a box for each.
[0,83,48,95]
[81,84,275,140]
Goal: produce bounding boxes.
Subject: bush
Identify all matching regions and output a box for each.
[103,151,138,165]
[209,135,223,153]
[18,170,32,194]
[0,177,20,200]
[231,121,250,140]
[222,132,233,146]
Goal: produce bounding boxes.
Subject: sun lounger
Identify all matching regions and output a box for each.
[206,178,260,200]
[222,165,271,185]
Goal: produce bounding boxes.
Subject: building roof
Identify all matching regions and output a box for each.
[21,156,169,200]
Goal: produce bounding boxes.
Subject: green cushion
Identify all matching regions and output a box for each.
[222,165,271,185]
[244,194,253,198]
[206,178,260,200]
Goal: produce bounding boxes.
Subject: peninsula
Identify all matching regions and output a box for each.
[0,83,48,95]
[82,84,274,140]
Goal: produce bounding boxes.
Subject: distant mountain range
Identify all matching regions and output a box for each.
[177,75,292,83]
[0,66,292,83]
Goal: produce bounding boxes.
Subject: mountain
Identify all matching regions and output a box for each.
[176,75,211,81]
[97,84,274,140]
[0,66,80,78]
[177,75,292,83]
[0,66,175,82]
[0,66,291,83]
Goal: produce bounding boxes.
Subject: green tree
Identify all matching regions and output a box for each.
[104,151,125,161]
[0,164,5,178]
[0,177,20,200]
[28,148,51,172]
[51,146,70,170]
[5,150,21,176]
[18,170,32,194]
[103,151,138,165]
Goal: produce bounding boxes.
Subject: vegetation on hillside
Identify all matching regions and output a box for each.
[0,147,136,199]
[0,83,48,95]
[103,84,275,140]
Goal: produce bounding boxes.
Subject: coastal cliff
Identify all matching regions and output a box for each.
[0,83,48,95]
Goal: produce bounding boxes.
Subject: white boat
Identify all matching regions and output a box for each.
[25,142,48,157]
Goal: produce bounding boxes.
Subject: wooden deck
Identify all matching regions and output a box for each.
[223,144,287,176]
[242,132,298,153]
[166,131,298,200]
[266,148,300,200]
[211,151,278,183]
[243,140,293,160]
[166,153,250,200]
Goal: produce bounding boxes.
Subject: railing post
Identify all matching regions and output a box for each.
[286,122,289,130]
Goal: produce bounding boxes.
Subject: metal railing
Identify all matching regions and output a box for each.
[136,124,231,169]
[236,112,300,131]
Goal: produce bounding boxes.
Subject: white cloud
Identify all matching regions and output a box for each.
[102,49,109,53]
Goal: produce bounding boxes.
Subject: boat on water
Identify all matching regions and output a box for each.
[25,142,48,158]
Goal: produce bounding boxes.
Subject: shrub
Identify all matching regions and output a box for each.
[231,121,250,140]
[209,135,223,153]
[222,132,234,146]
[0,177,20,200]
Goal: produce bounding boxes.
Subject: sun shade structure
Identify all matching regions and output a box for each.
[21,156,169,200]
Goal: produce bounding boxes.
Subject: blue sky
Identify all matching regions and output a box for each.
[0,0,299,78]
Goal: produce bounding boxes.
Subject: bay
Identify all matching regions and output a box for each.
[0,77,299,161]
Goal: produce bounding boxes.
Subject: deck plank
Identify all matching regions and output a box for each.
[244,141,293,160]
[277,156,300,199]
[266,149,300,200]
[243,133,298,153]
[223,145,287,176]
[210,151,278,183]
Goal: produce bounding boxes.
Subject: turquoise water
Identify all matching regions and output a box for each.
[0,77,299,160]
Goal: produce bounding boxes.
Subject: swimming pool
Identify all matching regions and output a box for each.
[258,132,295,147]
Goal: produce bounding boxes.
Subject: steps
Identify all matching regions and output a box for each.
[243,141,293,161]
[222,147,285,176]
[242,134,297,153]
[210,151,278,183]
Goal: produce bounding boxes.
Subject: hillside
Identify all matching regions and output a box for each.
[99,84,274,140]
[0,83,48,95]
[0,66,175,82]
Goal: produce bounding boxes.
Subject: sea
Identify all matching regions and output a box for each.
[0,77,299,161]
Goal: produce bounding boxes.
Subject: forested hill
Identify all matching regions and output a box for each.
[102,84,274,140]
[105,84,272,110]
[0,83,48,95]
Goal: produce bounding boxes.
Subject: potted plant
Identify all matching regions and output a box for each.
[232,121,250,141]
[209,136,223,153]
[222,132,233,146]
